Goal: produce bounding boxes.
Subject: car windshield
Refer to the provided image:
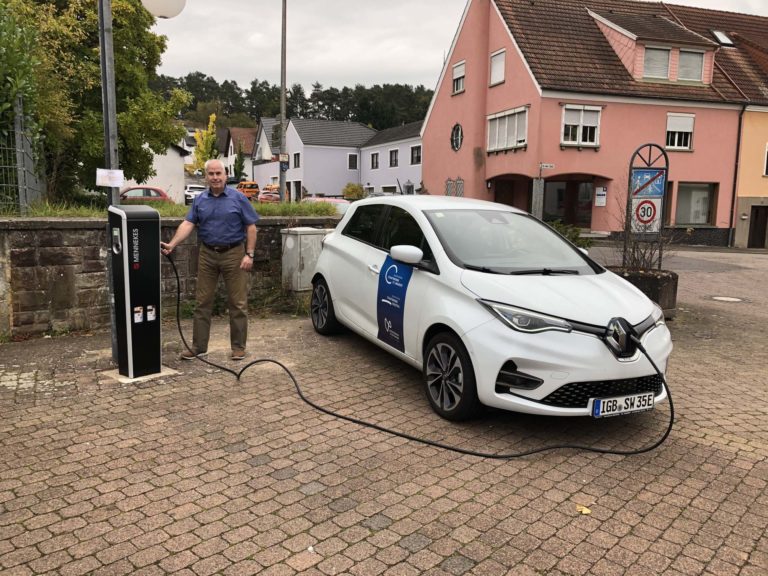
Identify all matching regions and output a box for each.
[424,209,600,275]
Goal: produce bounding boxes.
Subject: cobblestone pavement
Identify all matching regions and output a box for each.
[0,250,766,575]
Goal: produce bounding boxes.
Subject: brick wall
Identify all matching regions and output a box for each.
[0,216,337,339]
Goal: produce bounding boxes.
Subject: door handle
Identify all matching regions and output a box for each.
[368,264,380,275]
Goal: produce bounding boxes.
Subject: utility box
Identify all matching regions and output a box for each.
[281,227,333,291]
[107,205,162,378]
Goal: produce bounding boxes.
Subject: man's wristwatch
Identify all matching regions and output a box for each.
[245,251,254,259]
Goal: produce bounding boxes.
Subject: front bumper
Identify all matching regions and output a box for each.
[464,318,672,416]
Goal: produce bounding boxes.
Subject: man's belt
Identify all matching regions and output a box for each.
[202,241,243,253]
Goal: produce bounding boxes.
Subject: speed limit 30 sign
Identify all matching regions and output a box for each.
[631,198,662,232]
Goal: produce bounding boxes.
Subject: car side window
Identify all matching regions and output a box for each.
[342,205,387,245]
[379,207,434,261]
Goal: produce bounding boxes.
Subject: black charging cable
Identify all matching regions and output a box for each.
[164,253,674,458]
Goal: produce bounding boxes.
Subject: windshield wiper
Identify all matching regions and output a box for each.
[463,264,507,274]
[510,268,579,276]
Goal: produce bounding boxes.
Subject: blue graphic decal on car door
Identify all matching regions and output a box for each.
[376,255,413,352]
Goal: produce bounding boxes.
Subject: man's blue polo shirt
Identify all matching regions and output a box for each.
[186,186,259,246]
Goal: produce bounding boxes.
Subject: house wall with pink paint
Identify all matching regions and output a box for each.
[423,0,739,242]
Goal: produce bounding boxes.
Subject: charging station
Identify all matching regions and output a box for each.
[108,205,161,378]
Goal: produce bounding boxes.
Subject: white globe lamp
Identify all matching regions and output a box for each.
[140,0,186,19]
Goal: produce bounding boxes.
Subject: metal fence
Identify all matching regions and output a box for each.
[0,96,44,214]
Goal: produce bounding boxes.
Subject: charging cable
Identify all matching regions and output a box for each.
[165,253,673,458]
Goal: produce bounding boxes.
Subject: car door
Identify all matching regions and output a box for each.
[330,204,388,335]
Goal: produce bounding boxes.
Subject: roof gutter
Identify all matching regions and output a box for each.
[728,103,746,247]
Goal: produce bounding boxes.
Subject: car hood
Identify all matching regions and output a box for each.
[460,269,653,326]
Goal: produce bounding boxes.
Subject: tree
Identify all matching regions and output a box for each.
[193,113,217,171]
[6,0,190,198]
[233,142,246,181]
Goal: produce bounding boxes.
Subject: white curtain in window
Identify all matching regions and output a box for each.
[644,48,670,78]
[490,51,505,85]
[667,114,694,132]
[679,51,703,80]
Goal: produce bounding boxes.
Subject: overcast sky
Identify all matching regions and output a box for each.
[153,0,768,92]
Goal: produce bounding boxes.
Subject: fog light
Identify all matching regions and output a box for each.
[496,361,543,392]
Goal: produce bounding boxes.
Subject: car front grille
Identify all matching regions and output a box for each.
[536,374,665,408]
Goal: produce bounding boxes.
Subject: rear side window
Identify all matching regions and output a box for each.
[343,204,387,244]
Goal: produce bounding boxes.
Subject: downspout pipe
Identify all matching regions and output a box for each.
[728,104,746,247]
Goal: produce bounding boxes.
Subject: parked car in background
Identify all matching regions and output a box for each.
[184,184,206,205]
[120,186,173,204]
[257,184,281,203]
[310,195,672,421]
[302,196,351,215]
[236,181,260,201]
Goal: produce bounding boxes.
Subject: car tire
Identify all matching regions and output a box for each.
[311,277,341,335]
[423,332,481,421]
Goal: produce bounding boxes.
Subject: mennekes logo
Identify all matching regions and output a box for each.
[131,228,140,270]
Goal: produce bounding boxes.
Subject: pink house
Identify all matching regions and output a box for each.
[422,0,768,246]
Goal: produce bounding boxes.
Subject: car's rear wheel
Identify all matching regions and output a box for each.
[311,277,341,335]
[423,332,481,421]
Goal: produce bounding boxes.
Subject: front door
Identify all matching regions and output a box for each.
[748,206,768,248]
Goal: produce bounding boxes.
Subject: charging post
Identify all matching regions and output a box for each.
[107,205,162,378]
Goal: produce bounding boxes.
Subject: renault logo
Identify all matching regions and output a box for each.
[605,317,631,357]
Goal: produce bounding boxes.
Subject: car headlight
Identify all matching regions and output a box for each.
[478,300,573,333]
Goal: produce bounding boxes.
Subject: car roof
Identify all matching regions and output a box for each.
[354,194,526,213]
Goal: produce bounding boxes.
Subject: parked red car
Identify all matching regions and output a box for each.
[257,185,281,203]
[120,186,173,204]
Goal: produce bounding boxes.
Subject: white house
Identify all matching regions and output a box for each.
[360,121,423,195]
[122,144,189,204]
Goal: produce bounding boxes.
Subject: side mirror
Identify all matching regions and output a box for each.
[390,245,423,264]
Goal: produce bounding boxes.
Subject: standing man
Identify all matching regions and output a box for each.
[161,159,259,361]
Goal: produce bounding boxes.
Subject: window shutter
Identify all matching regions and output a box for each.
[582,110,599,127]
[488,119,498,150]
[679,51,703,81]
[490,51,505,85]
[516,111,527,144]
[644,48,670,78]
[667,114,694,132]
[453,62,465,79]
[564,109,581,125]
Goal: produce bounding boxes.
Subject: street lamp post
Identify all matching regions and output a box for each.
[278,0,288,202]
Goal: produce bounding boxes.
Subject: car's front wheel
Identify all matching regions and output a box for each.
[423,332,481,421]
[310,277,341,335]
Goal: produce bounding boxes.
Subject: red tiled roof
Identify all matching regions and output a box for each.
[493,0,768,105]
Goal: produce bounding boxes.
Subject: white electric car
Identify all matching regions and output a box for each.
[310,196,672,421]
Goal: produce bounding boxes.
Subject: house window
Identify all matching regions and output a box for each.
[666,113,694,150]
[389,149,399,168]
[712,30,733,46]
[382,185,398,194]
[675,182,716,225]
[561,105,600,147]
[293,153,300,168]
[410,145,422,165]
[348,153,358,170]
[644,47,670,79]
[488,107,527,152]
[451,124,463,151]
[452,61,465,94]
[371,152,379,170]
[764,145,768,176]
[679,50,703,81]
[490,49,505,86]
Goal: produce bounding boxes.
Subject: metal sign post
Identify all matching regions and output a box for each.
[624,144,669,269]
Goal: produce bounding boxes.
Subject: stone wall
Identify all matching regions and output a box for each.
[0,216,337,339]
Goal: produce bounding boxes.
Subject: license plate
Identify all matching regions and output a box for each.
[592,391,654,418]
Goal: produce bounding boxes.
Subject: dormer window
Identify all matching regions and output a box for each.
[644,47,670,79]
[679,50,704,81]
